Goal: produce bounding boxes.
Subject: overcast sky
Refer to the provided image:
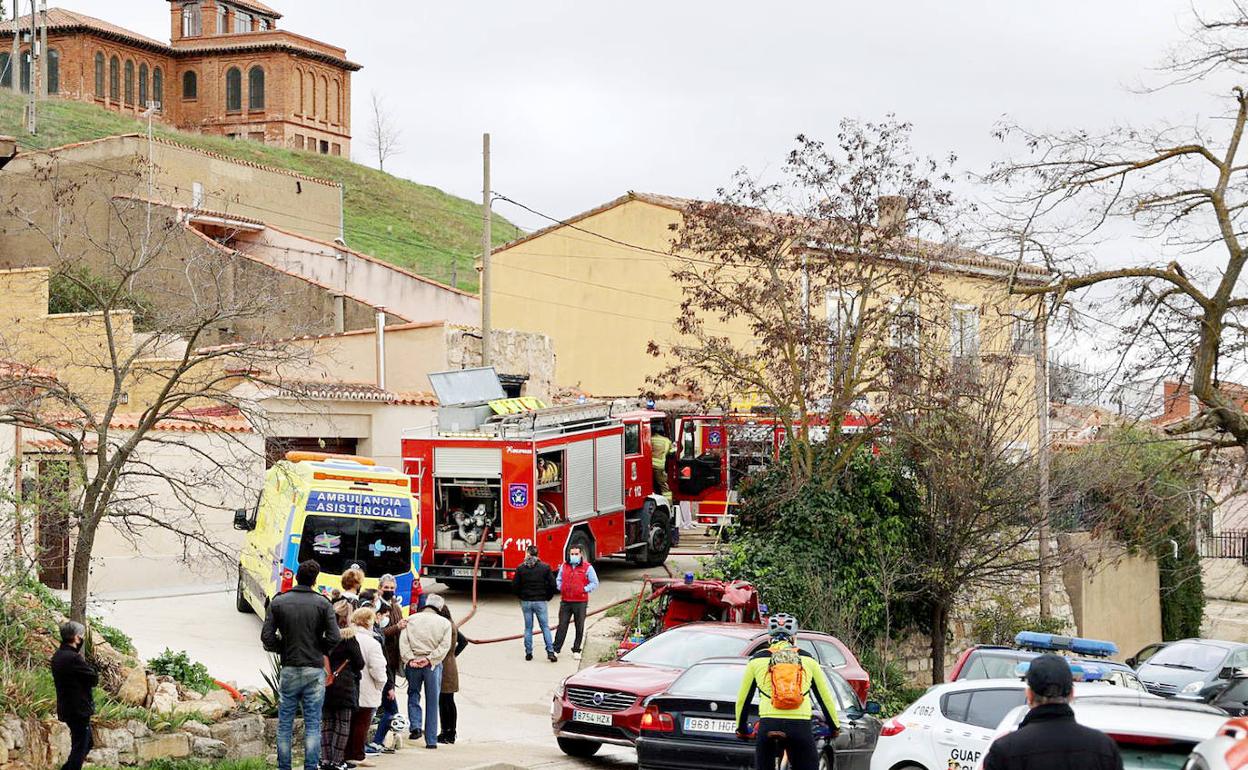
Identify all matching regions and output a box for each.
[61,0,1222,235]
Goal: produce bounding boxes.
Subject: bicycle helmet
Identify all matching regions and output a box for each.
[767,612,799,640]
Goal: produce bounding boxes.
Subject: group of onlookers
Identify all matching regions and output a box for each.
[513,543,599,662]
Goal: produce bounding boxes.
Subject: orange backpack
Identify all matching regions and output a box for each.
[767,645,806,710]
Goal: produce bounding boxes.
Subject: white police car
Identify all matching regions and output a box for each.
[869,679,1135,770]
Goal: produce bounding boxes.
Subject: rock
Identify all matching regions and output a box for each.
[86,747,120,767]
[124,720,151,739]
[0,740,8,765]
[117,668,149,707]
[225,740,266,761]
[91,727,135,754]
[47,720,71,767]
[182,689,203,701]
[191,737,228,760]
[145,675,159,708]
[4,716,24,749]
[151,681,180,714]
[181,722,212,739]
[172,698,228,722]
[134,734,191,762]
[205,688,236,712]
[209,715,265,745]
[264,717,303,744]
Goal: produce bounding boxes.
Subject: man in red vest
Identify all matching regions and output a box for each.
[553,544,600,661]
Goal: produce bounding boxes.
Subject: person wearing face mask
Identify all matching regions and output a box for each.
[553,545,599,661]
[51,621,98,770]
[366,575,408,755]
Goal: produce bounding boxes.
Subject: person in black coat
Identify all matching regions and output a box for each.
[513,545,558,662]
[51,621,98,770]
[983,654,1124,770]
[320,612,365,770]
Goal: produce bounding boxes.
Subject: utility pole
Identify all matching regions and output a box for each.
[24,0,36,135]
[37,0,45,99]
[1035,306,1052,617]
[8,1,17,96]
[480,132,492,366]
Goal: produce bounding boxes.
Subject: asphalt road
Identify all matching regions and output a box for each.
[93,545,711,769]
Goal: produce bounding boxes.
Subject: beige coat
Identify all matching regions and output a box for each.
[355,629,388,709]
[399,609,452,667]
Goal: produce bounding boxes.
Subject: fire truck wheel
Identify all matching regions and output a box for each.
[235,570,254,615]
[636,502,673,567]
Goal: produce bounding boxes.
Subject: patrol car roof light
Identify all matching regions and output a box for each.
[1014,631,1118,659]
[1014,660,1108,682]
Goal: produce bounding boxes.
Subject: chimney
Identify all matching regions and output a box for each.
[877,195,908,234]
[375,309,387,391]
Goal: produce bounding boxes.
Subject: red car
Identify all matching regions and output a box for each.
[550,622,869,758]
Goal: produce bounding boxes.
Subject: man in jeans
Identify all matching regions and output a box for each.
[262,560,341,770]
[554,545,599,661]
[399,593,452,749]
[512,545,558,662]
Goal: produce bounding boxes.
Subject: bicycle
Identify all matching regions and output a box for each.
[744,721,835,770]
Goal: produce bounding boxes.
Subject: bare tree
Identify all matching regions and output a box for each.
[650,120,963,481]
[0,164,317,622]
[368,91,403,172]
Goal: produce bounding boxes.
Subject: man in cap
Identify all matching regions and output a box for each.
[983,653,1123,770]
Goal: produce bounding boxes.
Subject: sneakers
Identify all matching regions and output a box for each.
[408,729,423,742]
[547,651,558,662]
[573,651,583,661]
[437,732,456,744]
[525,652,533,661]
[363,744,383,757]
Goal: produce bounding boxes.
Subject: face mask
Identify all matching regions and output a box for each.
[381,590,395,602]
[570,556,581,566]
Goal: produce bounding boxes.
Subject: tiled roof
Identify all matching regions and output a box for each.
[275,379,437,406]
[495,191,1052,282]
[0,9,168,50]
[109,410,255,433]
[222,0,282,19]
[24,438,98,454]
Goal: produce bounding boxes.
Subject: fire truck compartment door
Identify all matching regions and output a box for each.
[565,440,596,521]
[433,447,502,478]
[595,436,624,512]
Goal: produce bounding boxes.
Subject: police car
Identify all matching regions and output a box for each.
[951,632,1145,692]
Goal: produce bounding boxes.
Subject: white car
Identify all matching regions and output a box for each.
[869,679,1139,770]
[991,693,1226,770]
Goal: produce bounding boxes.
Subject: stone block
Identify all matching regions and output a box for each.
[3,716,24,749]
[48,720,71,767]
[191,737,228,760]
[116,668,148,707]
[172,698,228,722]
[124,720,151,739]
[91,727,135,754]
[205,688,236,712]
[134,733,191,762]
[210,715,264,745]
[86,747,120,767]
[182,722,212,739]
[264,718,302,745]
[151,682,180,714]
[226,739,266,761]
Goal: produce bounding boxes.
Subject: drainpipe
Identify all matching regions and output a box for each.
[333,295,345,333]
[375,309,386,391]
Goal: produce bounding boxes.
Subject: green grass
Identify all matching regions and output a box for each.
[0,91,522,292]
[135,760,269,770]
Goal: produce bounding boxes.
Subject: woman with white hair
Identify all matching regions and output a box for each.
[346,607,387,766]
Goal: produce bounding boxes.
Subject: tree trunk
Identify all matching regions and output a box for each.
[69,517,97,624]
[930,601,949,684]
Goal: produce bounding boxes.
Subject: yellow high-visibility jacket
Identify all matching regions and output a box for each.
[735,642,840,729]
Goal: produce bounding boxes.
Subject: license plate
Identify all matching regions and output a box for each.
[683,717,736,734]
[572,710,613,727]
[450,568,474,577]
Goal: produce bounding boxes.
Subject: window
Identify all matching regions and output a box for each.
[812,640,848,668]
[153,67,164,107]
[891,298,920,351]
[182,70,197,100]
[621,627,749,670]
[1011,314,1036,355]
[827,290,860,383]
[259,18,270,31]
[332,143,341,157]
[941,691,971,722]
[961,651,1028,680]
[234,11,251,33]
[306,71,315,115]
[108,56,120,102]
[330,79,340,122]
[293,134,304,150]
[319,76,328,120]
[296,514,412,577]
[320,139,329,154]
[181,2,202,37]
[215,4,226,33]
[951,305,979,360]
[93,52,104,97]
[941,688,1026,728]
[248,66,265,110]
[0,53,10,90]
[47,49,59,94]
[19,50,30,94]
[123,60,134,104]
[138,63,148,107]
[624,423,641,456]
[225,67,242,111]
[825,670,860,712]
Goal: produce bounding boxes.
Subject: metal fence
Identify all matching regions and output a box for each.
[1201,530,1248,561]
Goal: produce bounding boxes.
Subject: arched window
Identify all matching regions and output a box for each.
[182,70,197,100]
[124,60,134,104]
[330,80,341,123]
[215,4,226,34]
[297,69,305,115]
[0,53,10,90]
[248,66,265,110]
[47,49,59,94]
[319,75,328,121]
[225,67,242,112]
[138,63,148,106]
[108,56,120,102]
[181,2,202,37]
[153,67,164,107]
[93,52,105,98]
[307,71,316,116]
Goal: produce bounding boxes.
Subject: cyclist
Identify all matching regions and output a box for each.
[735,613,840,770]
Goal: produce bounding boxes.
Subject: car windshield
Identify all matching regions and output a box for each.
[622,628,746,669]
[1147,643,1227,672]
[298,514,412,577]
[962,651,1029,680]
[1117,744,1194,770]
[668,662,747,698]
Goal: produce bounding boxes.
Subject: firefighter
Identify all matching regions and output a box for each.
[650,420,674,500]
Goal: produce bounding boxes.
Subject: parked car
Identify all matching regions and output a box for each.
[950,644,1147,690]
[635,657,882,770]
[1185,716,1248,770]
[869,678,1145,770]
[1127,641,1171,668]
[990,693,1227,770]
[1209,673,1248,716]
[550,621,868,758]
[1137,639,1248,699]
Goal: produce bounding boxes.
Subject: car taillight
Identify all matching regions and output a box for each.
[279,569,294,593]
[680,467,692,478]
[697,516,716,524]
[880,718,905,737]
[639,705,675,733]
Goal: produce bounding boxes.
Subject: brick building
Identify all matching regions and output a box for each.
[0,1,358,155]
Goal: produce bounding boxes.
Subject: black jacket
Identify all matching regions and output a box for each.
[983,703,1124,770]
[513,559,557,602]
[261,585,342,668]
[50,644,98,722]
[323,632,365,710]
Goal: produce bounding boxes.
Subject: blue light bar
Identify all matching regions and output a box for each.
[1015,631,1119,659]
[1014,660,1107,682]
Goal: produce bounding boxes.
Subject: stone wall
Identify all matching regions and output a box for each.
[1203,558,1248,603]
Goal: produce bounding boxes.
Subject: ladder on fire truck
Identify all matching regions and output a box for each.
[489,402,616,439]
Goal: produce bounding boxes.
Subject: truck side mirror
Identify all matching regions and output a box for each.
[233,508,255,531]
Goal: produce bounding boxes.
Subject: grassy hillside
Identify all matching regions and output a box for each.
[0,92,522,291]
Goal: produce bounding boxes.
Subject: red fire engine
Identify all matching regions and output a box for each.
[401,370,675,586]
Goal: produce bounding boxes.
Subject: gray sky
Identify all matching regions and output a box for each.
[62,0,1216,234]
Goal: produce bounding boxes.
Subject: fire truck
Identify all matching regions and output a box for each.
[401,369,675,586]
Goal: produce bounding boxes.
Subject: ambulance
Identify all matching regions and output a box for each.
[233,452,421,616]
